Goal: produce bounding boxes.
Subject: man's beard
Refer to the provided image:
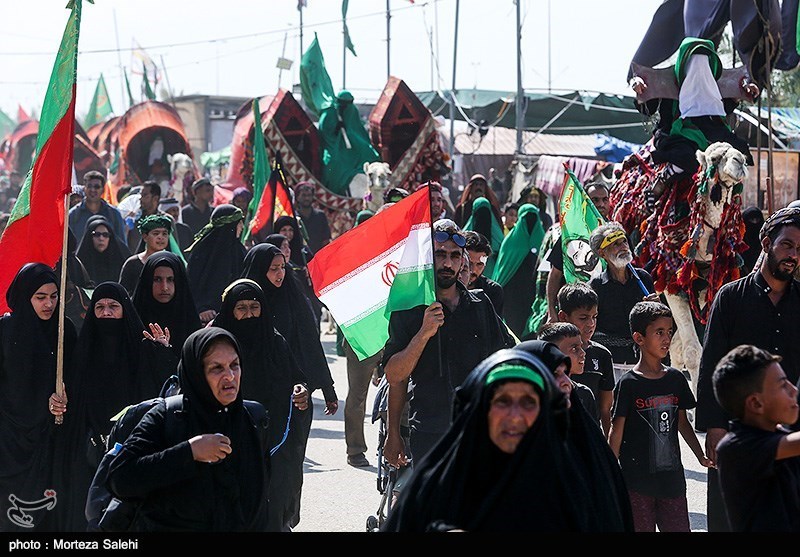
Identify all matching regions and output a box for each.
[608,250,633,269]
[436,270,458,289]
[767,247,797,281]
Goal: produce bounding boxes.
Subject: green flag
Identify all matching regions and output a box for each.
[300,33,335,118]
[142,61,156,101]
[84,73,113,128]
[123,67,135,108]
[342,0,357,57]
[558,167,604,283]
[0,108,14,139]
[241,97,271,244]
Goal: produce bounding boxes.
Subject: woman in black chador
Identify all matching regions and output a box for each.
[76,215,130,286]
[132,251,201,359]
[0,263,78,531]
[106,328,270,532]
[213,278,310,532]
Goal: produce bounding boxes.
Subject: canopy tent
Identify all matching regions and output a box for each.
[417,89,651,145]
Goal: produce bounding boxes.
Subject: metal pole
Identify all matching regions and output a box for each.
[547,0,552,93]
[515,0,523,154]
[160,55,176,107]
[766,46,775,214]
[386,0,391,79]
[448,0,460,166]
[343,19,347,90]
[299,3,304,59]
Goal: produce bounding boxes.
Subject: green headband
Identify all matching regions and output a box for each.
[185,208,244,252]
[137,214,172,234]
[485,364,545,392]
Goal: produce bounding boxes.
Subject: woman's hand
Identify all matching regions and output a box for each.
[324,400,339,416]
[189,433,232,463]
[292,384,309,411]
[49,389,67,417]
[199,310,217,325]
[143,323,171,347]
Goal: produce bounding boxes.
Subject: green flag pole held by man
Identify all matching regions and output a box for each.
[84,73,113,128]
[241,97,270,245]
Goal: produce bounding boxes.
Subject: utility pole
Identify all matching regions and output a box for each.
[448,0,460,166]
[299,2,304,58]
[515,0,524,154]
[386,0,391,79]
[547,0,552,93]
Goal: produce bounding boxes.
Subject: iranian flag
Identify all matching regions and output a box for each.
[308,186,435,360]
[0,0,85,314]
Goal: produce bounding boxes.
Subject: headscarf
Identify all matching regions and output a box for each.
[132,251,201,358]
[454,178,503,228]
[173,327,265,530]
[355,209,374,225]
[232,187,253,205]
[137,214,172,234]
[463,197,504,277]
[273,214,310,269]
[265,233,290,255]
[759,205,800,242]
[516,340,634,532]
[71,282,158,436]
[491,203,545,287]
[186,204,247,313]
[382,348,599,532]
[241,244,335,398]
[77,215,130,285]
[741,206,765,273]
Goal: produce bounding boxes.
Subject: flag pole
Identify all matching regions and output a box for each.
[55,193,70,425]
[426,183,443,378]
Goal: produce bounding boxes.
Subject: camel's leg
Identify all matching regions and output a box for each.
[664,292,702,394]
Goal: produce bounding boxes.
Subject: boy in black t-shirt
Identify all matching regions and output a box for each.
[557,283,616,438]
[713,344,800,531]
[609,301,712,532]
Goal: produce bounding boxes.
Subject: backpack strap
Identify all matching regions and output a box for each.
[163,395,186,446]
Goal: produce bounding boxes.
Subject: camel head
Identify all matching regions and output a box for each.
[696,142,748,189]
[168,153,193,179]
[363,161,392,212]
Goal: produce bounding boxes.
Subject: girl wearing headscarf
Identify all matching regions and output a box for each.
[77,215,131,286]
[382,348,598,532]
[463,196,504,278]
[241,244,339,420]
[119,214,174,296]
[185,204,246,324]
[106,327,270,532]
[272,215,321,327]
[70,282,177,470]
[212,278,310,532]
[516,340,634,532]
[132,251,202,359]
[0,263,79,531]
[491,203,546,338]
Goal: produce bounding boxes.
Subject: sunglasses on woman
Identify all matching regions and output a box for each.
[433,230,466,248]
[92,231,110,238]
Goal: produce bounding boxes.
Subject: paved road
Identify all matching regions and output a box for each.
[294,329,710,533]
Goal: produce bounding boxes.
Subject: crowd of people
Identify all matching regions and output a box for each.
[1,161,800,534]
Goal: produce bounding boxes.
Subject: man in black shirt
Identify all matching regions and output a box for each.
[696,206,800,532]
[181,178,214,236]
[382,220,514,470]
[463,230,504,315]
[587,222,657,365]
[294,181,331,254]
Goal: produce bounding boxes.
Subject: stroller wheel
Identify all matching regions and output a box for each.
[366,515,380,532]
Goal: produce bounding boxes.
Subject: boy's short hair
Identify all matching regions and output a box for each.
[629,301,672,336]
[83,170,106,185]
[557,283,598,315]
[713,345,782,420]
[538,322,581,344]
[463,230,491,256]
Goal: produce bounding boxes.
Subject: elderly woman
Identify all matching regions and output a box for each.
[382,348,606,532]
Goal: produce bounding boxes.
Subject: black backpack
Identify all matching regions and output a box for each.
[85,394,269,532]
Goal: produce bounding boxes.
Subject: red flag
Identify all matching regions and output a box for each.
[249,153,294,238]
[17,104,30,123]
[0,1,84,313]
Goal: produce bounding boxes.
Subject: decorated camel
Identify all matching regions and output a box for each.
[610,141,748,392]
[167,152,194,204]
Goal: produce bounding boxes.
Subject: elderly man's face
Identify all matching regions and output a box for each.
[600,236,632,269]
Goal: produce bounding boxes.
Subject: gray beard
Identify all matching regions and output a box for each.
[609,252,633,269]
